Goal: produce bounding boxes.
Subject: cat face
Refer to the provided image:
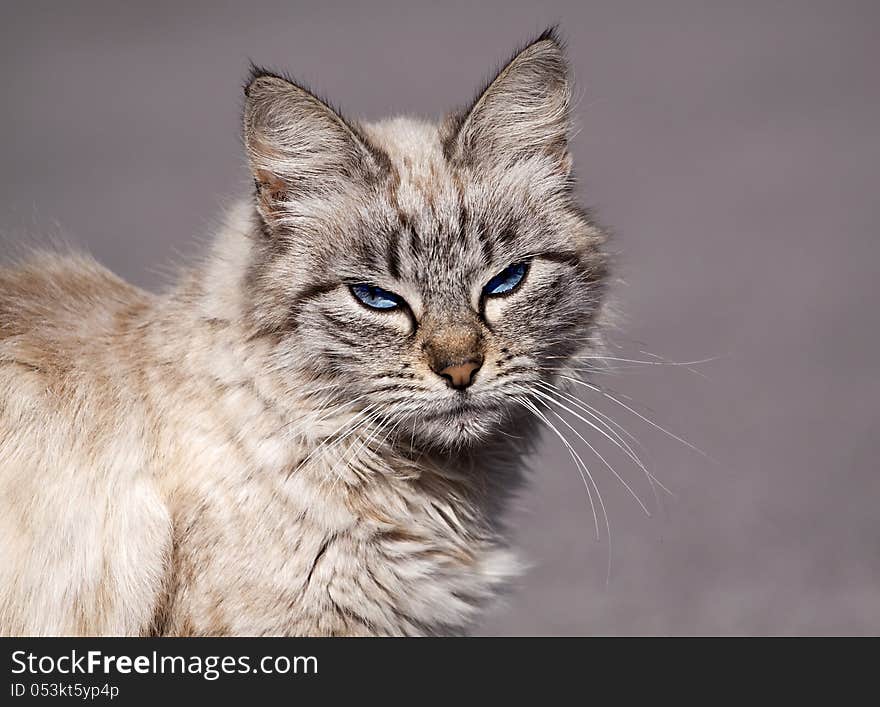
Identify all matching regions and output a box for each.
[242,31,607,450]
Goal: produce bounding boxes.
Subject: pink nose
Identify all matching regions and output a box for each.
[436,359,482,389]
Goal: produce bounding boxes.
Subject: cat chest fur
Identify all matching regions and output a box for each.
[126,320,514,636]
[156,435,518,636]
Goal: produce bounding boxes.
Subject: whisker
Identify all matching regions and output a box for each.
[274,391,373,440]
[636,350,714,380]
[533,379,672,500]
[513,392,614,584]
[512,392,603,542]
[532,383,657,482]
[560,374,715,462]
[290,403,378,476]
[557,354,720,368]
[528,386,651,515]
[328,406,387,483]
[536,379,643,452]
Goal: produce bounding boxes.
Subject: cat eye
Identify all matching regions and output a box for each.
[350,283,405,311]
[482,262,529,297]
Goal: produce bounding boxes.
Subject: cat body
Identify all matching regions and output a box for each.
[0,31,608,636]
[0,239,518,636]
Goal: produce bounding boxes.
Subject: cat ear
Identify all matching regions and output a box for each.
[243,68,380,227]
[445,29,572,173]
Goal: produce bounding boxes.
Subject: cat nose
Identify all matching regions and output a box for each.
[434,356,483,390]
[422,319,485,390]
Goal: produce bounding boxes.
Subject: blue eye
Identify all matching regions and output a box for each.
[350,283,403,310]
[483,262,528,297]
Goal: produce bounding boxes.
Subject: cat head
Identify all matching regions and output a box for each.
[241,29,608,451]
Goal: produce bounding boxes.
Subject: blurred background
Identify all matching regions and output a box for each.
[1,0,877,635]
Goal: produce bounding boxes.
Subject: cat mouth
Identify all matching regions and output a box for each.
[419,397,505,421]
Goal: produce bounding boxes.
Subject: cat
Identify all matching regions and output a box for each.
[0,28,608,636]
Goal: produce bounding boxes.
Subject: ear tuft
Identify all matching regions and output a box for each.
[533,25,564,47]
[244,62,281,97]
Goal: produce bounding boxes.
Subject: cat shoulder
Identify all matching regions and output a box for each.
[0,251,149,371]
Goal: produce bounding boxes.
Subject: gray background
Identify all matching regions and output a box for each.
[1,1,877,635]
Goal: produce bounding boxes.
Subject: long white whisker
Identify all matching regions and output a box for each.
[560,374,715,462]
[532,385,653,479]
[291,403,378,476]
[636,349,717,380]
[534,380,672,500]
[277,391,373,440]
[536,379,643,452]
[558,354,720,367]
[513,393,607,545]
[529,387,650,515]
[331,406,392,482]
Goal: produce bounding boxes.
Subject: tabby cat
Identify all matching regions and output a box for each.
[0,29,608,636]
